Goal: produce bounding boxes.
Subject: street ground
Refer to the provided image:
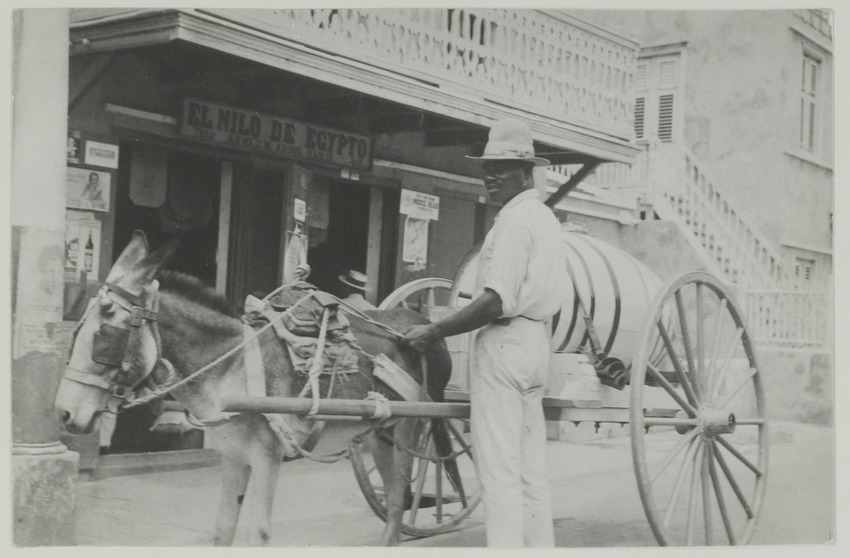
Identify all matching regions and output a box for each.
[67,420,834,549]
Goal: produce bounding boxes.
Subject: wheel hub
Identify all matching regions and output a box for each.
[700,408,736,436]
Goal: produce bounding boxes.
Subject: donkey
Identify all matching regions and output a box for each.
[53,231,454,546]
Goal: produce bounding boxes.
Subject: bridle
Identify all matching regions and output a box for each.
[63,281,174,413]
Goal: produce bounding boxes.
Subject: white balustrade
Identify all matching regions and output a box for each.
[744,290,830,349]
[232,8,636,136]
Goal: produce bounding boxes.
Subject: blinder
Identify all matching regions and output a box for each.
[92,324,131,366]
[64,282,164,405]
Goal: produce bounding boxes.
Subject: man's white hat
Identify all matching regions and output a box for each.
[466,119,550,167]
[339,270,369,292]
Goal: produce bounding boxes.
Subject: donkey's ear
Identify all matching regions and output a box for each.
[118,235,183,294]
[105,231,150,283]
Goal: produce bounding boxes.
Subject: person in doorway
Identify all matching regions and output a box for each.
[338,269,376,312]
[402,119,566,547]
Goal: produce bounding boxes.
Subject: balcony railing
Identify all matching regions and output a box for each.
[210,8,637,138]
[745,290,831,349]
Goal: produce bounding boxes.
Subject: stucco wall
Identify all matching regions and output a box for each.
[577,10,833,255]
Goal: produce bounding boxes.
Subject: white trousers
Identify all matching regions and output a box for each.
[470,318,555,548]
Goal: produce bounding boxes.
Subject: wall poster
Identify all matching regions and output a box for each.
[64,211,102,283]
[402,215,429,270]
[66,167,110,212]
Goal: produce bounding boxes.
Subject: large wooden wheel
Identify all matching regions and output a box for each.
[379,278,453,318]
[630,272,768,546]
[349,418,481,537]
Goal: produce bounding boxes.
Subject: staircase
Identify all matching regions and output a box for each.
[583,139,830,349]
[642,138,787,290]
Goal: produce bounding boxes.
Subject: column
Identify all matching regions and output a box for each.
[11,9,79,546]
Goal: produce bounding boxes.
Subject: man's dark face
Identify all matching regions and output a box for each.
[482,160,532,205]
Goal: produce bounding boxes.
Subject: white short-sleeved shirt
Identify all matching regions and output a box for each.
[475,189,567,320]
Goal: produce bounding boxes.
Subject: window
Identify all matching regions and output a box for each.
[633,53,682,143]
[799,52,821,153]
[793,257,816,288]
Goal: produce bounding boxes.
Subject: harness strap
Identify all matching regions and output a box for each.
[63,366,116,391]
[104,282,146,309]
[243,324,266,397]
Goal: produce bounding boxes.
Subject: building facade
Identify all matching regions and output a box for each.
[60,8,639,463]
[575,9,834,422]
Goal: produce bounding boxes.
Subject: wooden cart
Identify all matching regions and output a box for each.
[225,233,768,546]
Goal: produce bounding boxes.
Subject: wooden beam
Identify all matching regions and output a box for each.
[68,52,115,111]
[544,161,601,208]
[222,396,471,419]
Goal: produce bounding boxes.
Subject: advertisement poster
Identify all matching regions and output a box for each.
[84,140,120,169]
[13,228,65,358]
[64,211,102,282]
[402,215,429,269]
[66,167,110,212]
[400,189,440,220]
[67,129,82,164]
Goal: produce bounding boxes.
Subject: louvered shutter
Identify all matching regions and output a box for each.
[634,96,646,139]
[800,54,819,152]
[632,54,680,142]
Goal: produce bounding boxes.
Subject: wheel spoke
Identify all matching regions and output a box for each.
[647,363,697,418]
[426,288,437,317]
[435,459,444,524]
[658,321,700,407]
[715,367,757,411]
[686,442,704,545]
[708,442,737,545]
[443,420,471,508]
[714,441,755,518]
[663,434,700,531]
[409,436,434,524]
[675,289,703,402]
[644,417,699,428]
[651,428,700,483]
[710,327,744,402]
[696,283,706,388]
[716,435,762,478]
[706,297,728,396]
[702,442,713,545]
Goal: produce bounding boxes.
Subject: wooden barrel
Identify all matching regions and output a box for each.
[450,230,668,367]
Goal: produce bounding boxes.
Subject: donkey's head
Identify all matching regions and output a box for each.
[54,231,180,434]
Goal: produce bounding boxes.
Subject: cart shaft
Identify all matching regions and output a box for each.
[222,396,471,419]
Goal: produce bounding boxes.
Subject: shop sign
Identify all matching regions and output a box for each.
[179,98,372,170]
[400,189,440,221]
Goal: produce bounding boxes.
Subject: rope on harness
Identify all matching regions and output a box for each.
[334,298,406,340]
[366,391,393,422]
[297,308,330,417]
[123,291,316,409]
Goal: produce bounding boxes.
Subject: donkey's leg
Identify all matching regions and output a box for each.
[213,454,250,546]
[377,418,416,546]
[245,435,284,546]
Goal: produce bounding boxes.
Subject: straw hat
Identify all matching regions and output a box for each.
[339,270,369,292]
[467,119,550,167]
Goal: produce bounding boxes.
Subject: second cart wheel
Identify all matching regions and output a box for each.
[630,272,768,546]
[378,278,453,319]
[349,417,481,538]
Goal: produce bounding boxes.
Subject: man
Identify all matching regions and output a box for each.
[338,269,376,312]
[403,119,566,547]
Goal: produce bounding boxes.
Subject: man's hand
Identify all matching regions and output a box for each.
[402,324,440,352]
[401,289,503,353]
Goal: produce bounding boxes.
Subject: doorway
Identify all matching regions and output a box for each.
[307,179,372,298]
[110,143,222,454]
